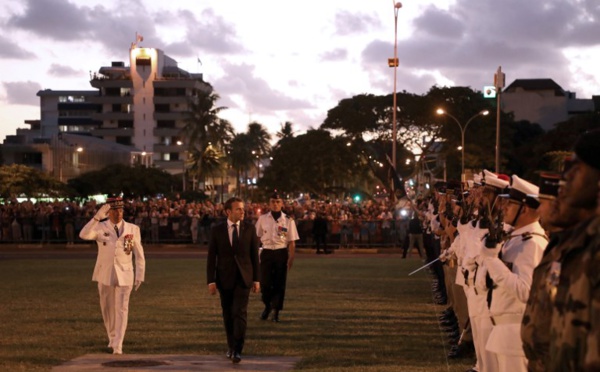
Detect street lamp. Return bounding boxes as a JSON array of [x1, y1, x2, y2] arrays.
[[177, 141, 186, 191], [389, 1, 403, 178], [436, 108, 489, 182]]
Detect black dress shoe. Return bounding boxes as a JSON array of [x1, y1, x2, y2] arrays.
[[226, 350, 233, 359], [272, 310, 280, 322], [440, 319, 457, 327], [232, 352, 241, 363], [447, 342, 475, 359], [260, 307, 271, 320]]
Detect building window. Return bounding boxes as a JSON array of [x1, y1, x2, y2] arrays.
[[136, 57, 151, 66], [21, 152, 43, 165], [118, 120, 133, 128], [116, 136, 132, 146], [157, 120, 175, 128], [155, 104, 169, 112]]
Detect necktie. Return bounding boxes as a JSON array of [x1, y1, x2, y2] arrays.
[[114, 225, 120, 238], [232, 223, 239, 250]]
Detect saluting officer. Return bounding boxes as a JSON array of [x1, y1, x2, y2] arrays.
[[79, 197, 145, 355]]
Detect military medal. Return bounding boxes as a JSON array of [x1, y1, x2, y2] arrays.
[[123, 234, 134, 255]]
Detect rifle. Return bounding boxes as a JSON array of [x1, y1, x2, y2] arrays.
[[485, 207, 505, 249]]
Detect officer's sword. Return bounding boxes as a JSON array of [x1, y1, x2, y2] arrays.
[[408, 257, 440, 276]]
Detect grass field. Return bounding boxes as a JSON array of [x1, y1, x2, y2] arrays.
[[0, 255, 473, 371]]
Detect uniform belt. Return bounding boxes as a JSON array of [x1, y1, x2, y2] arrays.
[[490, 314, 523, 326], [261, 246, 287, 250]]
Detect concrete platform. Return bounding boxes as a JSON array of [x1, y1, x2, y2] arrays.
[[51, 354, 301, 372]]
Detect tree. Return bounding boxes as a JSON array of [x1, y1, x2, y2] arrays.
[[182, 90, 234, 180], [228, 133, 253, 197], [276, 121, 295, 141], [260, 129, 372, 196], [0, 164, 68, 198], [67, 164, 177, 197]]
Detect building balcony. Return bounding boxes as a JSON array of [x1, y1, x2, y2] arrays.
[[91, 112, 134, 121], [90, 79, 133, 89], [153, 111, 187, 121], [153, 96, 189, 105], [90, 127, 134, 137], [153, 127, 182, 137], [88, 95, 134, 105], [153, 79, 210, 91], [153, 160, 185, 175], [153, 144, 186, 153]]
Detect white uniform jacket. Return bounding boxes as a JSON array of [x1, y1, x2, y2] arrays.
[[255, 212, 299, 248], [80, 219, 146, 287], [483, 221, 547, 356]]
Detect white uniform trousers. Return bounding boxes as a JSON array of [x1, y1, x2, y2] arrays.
[[486, 322, 528, 372], [465, 285, 498, 372], [98, 283, 133, 351]]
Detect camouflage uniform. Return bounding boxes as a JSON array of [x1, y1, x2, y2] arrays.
[[521, 228, 574, 371], [548, 216, 600, 371]]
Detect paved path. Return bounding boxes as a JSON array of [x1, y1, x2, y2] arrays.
[[52, 354, 301, 372]]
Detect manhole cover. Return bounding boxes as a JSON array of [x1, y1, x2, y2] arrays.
[[102, 360, 170, 367]]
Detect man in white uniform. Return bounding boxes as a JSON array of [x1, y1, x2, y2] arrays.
[[478, 176, 548, 371], [255, 191, 299, 322], [79, 197, 146, 355]]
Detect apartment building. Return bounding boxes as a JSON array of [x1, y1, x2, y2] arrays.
[[2, 44, 212, 182]]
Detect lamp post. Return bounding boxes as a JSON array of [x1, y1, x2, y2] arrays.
[[436, 108, 489, 182], [177, 141, 186, 192], [389, 1, 402, 174]]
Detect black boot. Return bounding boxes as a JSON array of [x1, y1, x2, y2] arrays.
[[260, 306, 271, 320], [272, 310, 280, 322]]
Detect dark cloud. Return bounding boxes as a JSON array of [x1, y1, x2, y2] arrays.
[[212, 62, 314, 112], [5, 0, 243, 59], [7, 0, 93, 41], [48, 64, 84, 77], [320, 48, 348, 62], [334, 10, 382, 36], [360, 0, 597, 97], [2, 81, 41, 105], [413, 6, 463, 39], [0, 36, 36, 59]]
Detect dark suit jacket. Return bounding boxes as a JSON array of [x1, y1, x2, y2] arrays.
[[206, 219, 260, 290]]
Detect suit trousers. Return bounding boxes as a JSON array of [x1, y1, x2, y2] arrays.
[[260, 248, 289, 311], [98, 283, 133, 350], [218, 272, 251, 353]]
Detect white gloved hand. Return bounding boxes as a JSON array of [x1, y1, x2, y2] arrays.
[[134, 280, 142, 291], [94, 204, 111, 221], [481, 240, 502, 259], [439, 250, 450, 262]]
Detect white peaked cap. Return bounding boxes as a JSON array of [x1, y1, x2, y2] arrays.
[[510, 175, 539, 198], [484, 172, 509, 190]]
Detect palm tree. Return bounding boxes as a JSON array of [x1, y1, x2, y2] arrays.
[[228, 133, 253, 197], [276, 121, 295, 140], [247, 122, 272, 155], [188, 144, 224, 196], [181, 90, 233, 151], [182, 89, 234, 182]]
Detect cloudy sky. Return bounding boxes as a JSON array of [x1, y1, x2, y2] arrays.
[[0, 0, 598, 142]]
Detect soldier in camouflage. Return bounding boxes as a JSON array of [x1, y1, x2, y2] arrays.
[[521, 171, 596, 371], [547, 129, 600, 371]]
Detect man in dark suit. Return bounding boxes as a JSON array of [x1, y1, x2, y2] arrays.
[[207, 197, 260, 364]]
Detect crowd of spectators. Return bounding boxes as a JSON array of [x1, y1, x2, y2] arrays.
[[0, 195, 420, 248]]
